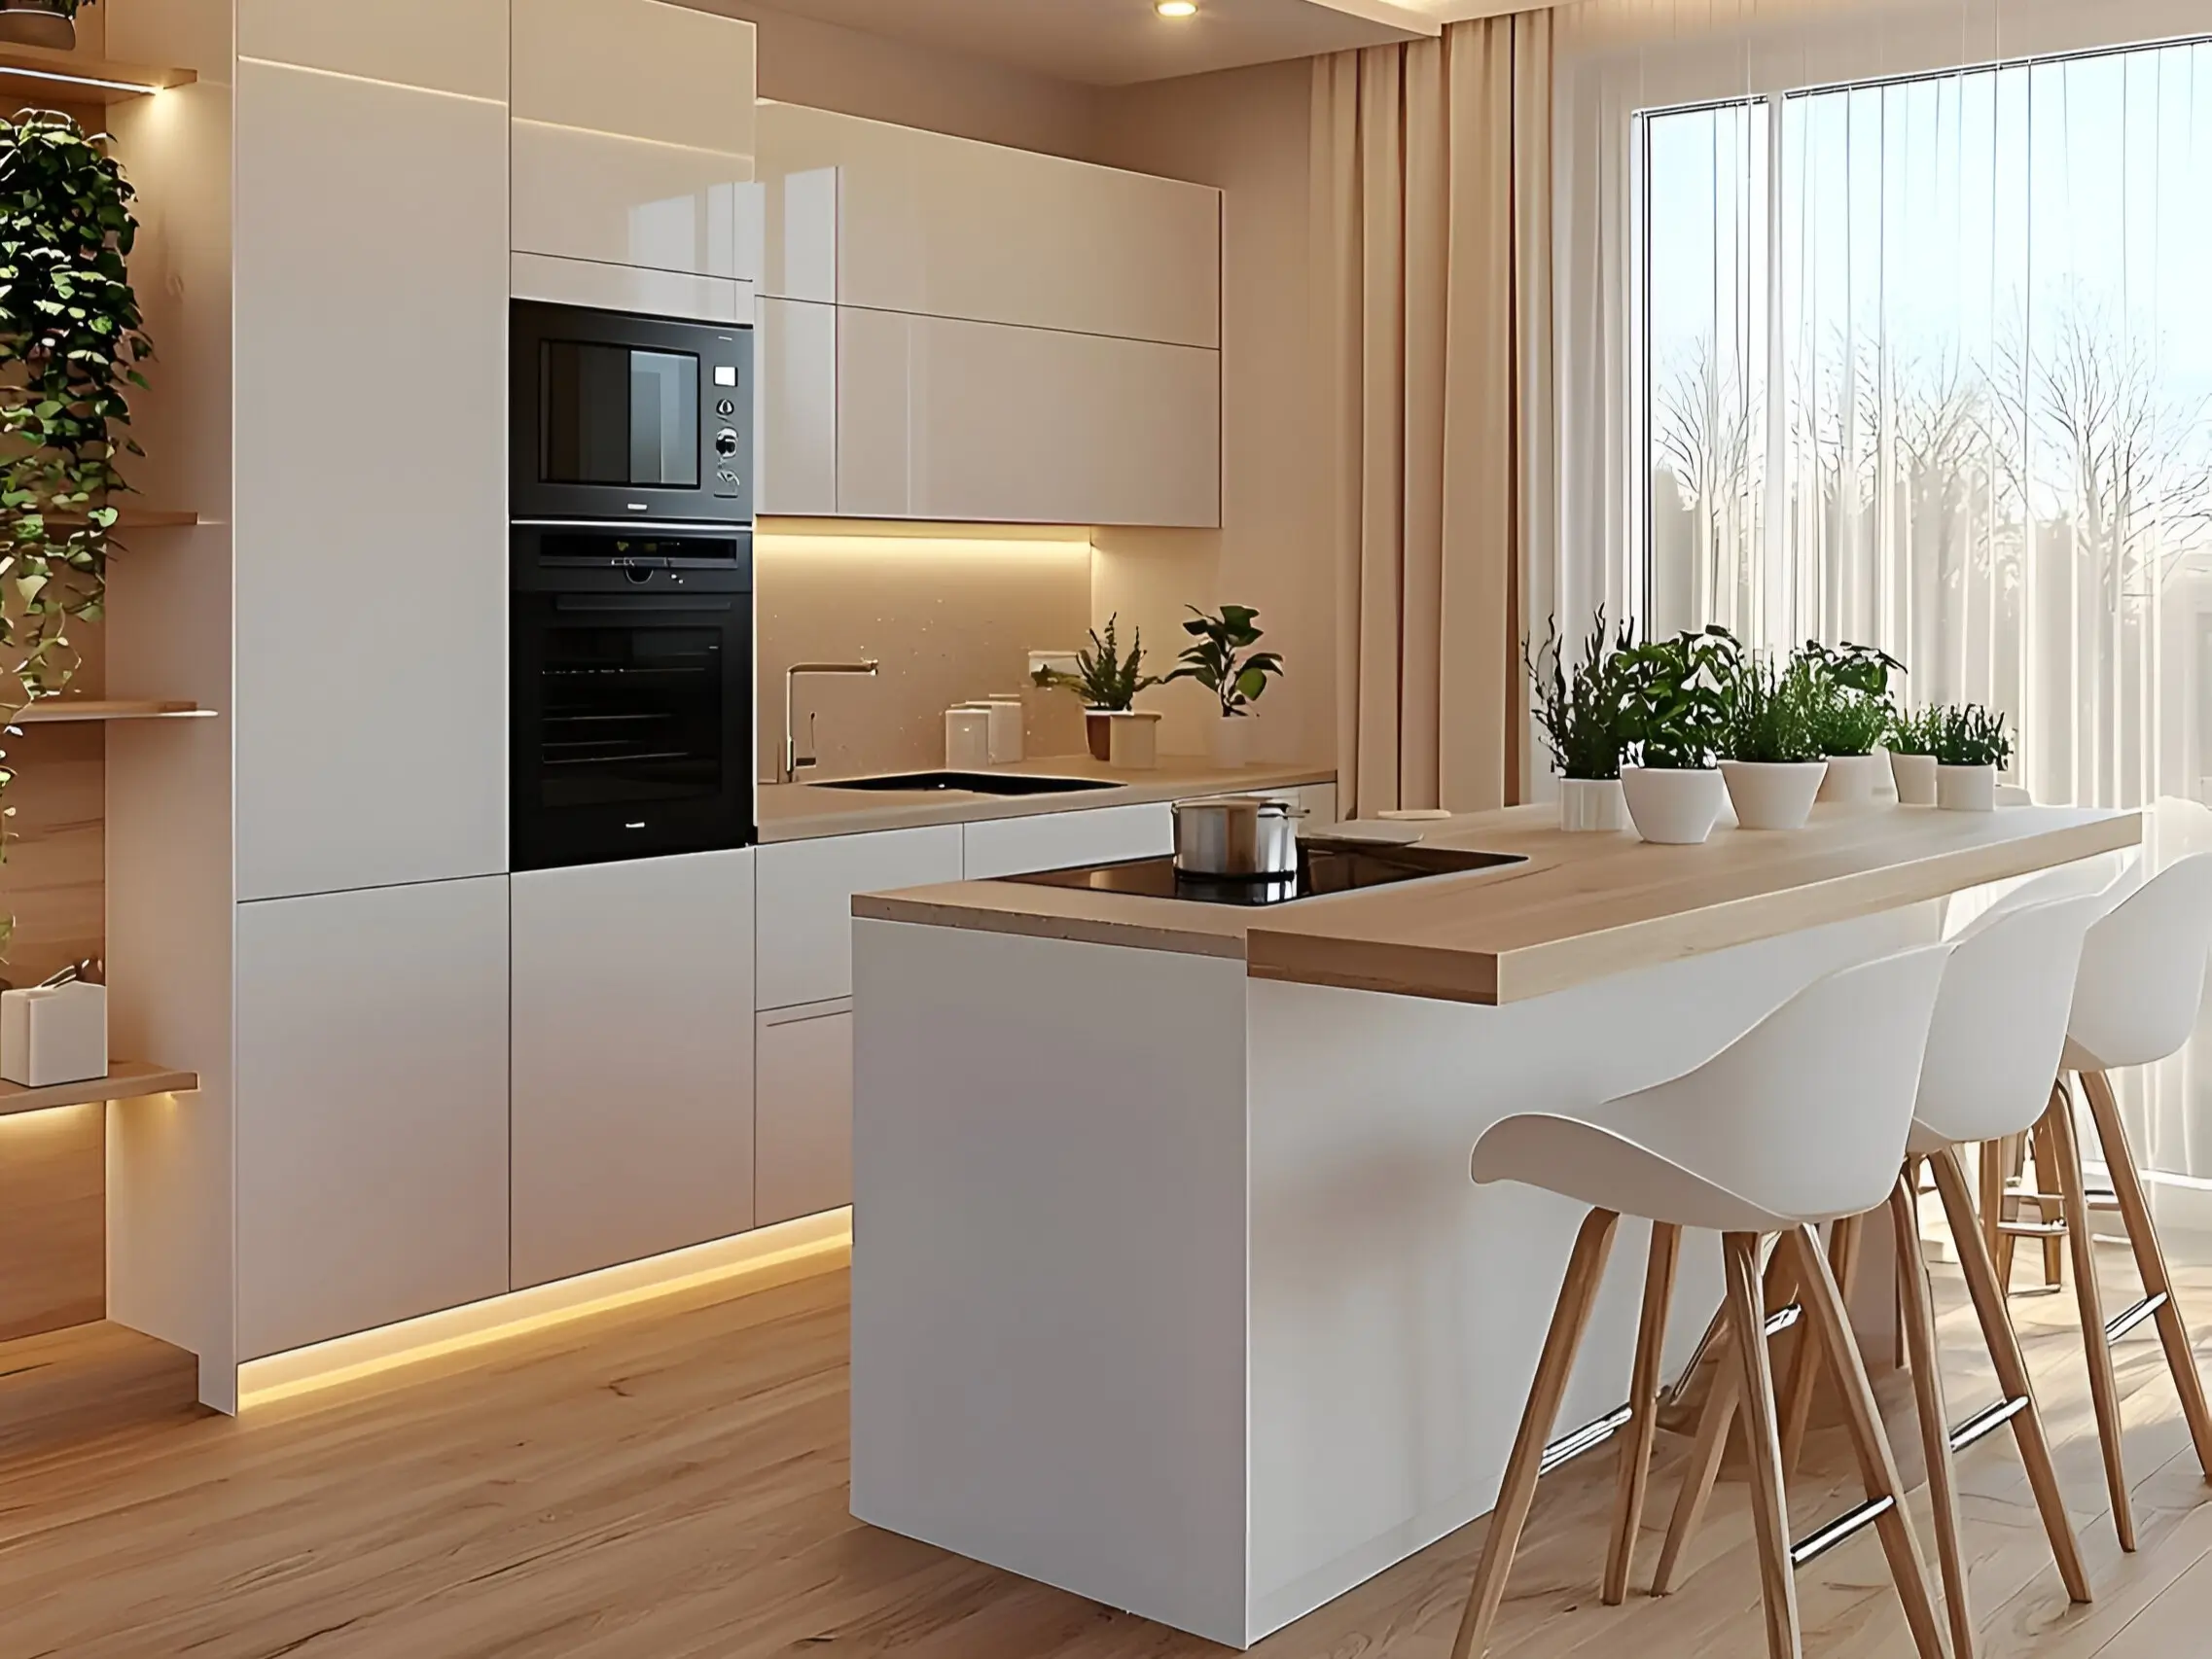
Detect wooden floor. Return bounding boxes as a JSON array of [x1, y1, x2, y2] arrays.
[[7, 1232, 2212, 1657]]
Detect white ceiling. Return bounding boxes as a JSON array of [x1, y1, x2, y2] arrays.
[[749, 0, 1445, 88]]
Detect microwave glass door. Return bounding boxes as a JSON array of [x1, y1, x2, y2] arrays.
[[540, 341, 701, 491]]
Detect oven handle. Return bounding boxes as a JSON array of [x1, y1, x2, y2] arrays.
[[551, 595, 736, 614]]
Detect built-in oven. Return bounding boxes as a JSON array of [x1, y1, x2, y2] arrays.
[[511, 524, 755, 872], [512, 300, 753, 526]]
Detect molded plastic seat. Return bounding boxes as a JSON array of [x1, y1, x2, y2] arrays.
[[2066, 852, 2212, 1073]]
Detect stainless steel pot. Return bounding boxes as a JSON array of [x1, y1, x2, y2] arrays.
[[1172, 794, 1299, 879]]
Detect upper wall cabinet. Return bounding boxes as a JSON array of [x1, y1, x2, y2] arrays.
[[513, 0, 759, 283], [234, 57, 509, 901], [757, 102, 1220, 349], [239, 0, 506, 95]]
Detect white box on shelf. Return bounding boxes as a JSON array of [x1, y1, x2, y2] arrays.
[[1, 981, 109, 1088]]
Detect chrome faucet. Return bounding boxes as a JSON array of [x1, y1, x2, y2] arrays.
[[782, 660, 880, 783]]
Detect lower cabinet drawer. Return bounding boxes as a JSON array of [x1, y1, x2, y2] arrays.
[[756, 1001, 854, 1227], [962, 801, 1175, 880]]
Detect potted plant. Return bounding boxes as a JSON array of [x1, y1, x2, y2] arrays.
[[1716, 646, 1827, 830], [0, 0, 93, 50], [1032, 615, 1159, 765], [0, 112, 152, 957], [1614, 626, 1732, 844], [1798, 640, 1905, 802], [1887, 706, 1942, 805], [1165, 603, 1284, 768], [1932, 703, 2013, 811], [1525, 611, 1632, 832]]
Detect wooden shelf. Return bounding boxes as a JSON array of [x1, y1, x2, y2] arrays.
[[0, 1062, 198, 1120], [0, 45, 196, 106], [9, 699, 210, 725], [40, 507, 201, 531]]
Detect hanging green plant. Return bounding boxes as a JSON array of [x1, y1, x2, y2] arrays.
[[0, 110, 154, 956]]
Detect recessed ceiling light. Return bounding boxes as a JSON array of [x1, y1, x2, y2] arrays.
[[1156, 1, 1198, 17]]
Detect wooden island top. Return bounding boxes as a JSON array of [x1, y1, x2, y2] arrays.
[[854, 800, 2141, 1005]]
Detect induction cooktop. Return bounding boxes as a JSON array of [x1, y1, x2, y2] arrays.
[[1004, 838, 1527, 908]]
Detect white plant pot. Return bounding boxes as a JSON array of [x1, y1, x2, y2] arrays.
[[1557, 776, 1628, 833], [1818, 751, 1886, 803], [1720, 760, 1828, 831], [1890, 752, 1938, 806], [1620, 765, 1726, 845], [1209, 713, 1256, 768], [1108, 710, 1162, 770], [1937, 763, 1997, 811]]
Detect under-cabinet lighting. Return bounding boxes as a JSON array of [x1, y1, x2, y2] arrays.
[[1, 64, 167, 98], [1157, 1, 1198, 16]]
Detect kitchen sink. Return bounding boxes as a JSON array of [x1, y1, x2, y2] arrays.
[[805, 770, 1122, 796]]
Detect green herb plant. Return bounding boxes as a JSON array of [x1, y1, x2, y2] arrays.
[[1164, 604, 1283, 719], [1932, 703, 2014, 769], [1525, 610, 1633, 781], [1719, 649, 1823, 764], [1886, 705, 1943, 758], [1614, 626, 1735, 770], [1032, 614, 1158, 712], [0, 110, 153, 959], [1796, 640, 1905, 758]]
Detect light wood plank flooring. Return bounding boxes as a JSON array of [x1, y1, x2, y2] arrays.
[[6, 1231, 2212, 1657]]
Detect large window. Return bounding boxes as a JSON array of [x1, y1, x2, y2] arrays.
[[1640, 37, 2212, 808]]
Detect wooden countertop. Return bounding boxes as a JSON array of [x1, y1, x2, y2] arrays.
[[758, 758, 1335, 842], [856, 801, 2142, 1005]]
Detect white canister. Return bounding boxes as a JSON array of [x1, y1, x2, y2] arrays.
[[1108, 710, 1162, 769], [945, 706, 992, 770], [0, 979, 108, 1088], [985, 695, 1025, 765]]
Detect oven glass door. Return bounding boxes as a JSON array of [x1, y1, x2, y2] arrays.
[[514, 589, 754, 869]]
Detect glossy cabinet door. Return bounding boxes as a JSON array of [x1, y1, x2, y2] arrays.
[[756, 826, 965, 1010], [838, 309, 1222, 528], [758, 298, 838, 516], [757, 101, 1219, 346], [962, 804, 1178, 882], [512, 0, 758, 280], [511, 852, 757, 1289], [238, 0, 504, 95], [756, 1003, 854, 1226], [235, 58, 508, 900], [235, 879, 511, 1361]]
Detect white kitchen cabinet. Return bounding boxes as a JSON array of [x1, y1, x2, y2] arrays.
[[757, 101, 1219, 347], [963, 803, 1177, 882], [235, 879, 511, 1361], [512, 0, 758, 281], [511, 852, 757, 1288], [838, 309, 1221, 528], [235, 59, 508, 901], [239, 0, 505, 96], [758, 298, 838, 516], [756, 826, 965, 1010], [756, 1002, 854, 1226]]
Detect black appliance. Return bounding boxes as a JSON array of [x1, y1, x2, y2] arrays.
[[511, 524, 755, 871], [512, 300, 753, 526], [1004, 840, 1527, 908]]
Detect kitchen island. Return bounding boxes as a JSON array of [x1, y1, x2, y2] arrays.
[[847, 801, 2139, 1648]]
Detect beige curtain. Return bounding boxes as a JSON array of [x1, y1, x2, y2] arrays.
[[1313, 13, 1553, 818]]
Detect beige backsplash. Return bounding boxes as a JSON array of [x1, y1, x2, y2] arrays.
[[757, 520, 1094, 779]]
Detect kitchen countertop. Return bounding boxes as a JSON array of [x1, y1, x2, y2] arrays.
[[854, 799, 2142, 1005], [757, 757, 1336, 842]]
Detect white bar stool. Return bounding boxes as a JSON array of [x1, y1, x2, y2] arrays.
[[1658, 897, 2105, 1658], [2042, 852, 2212, 1550], [1448, 946, 1953, 1659]]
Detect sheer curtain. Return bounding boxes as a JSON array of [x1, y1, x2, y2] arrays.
[[1549, 0, 2212, 1187]]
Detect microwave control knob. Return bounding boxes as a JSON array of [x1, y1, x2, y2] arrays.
[[715, 428, 740, 458]]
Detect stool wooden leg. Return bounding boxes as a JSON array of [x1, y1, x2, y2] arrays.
[[1789, 1224, 1949, 1659], [1451, 1209, 1622, 1659], [2031, 1113, 2067, 1289], [1781, 1212, 1861, 1473], [1928, 1147, 2093, 1604], [1891, 1170, 1974, 1659], [1605, 1220, 1682, 1605], [2047, 1085, 2135, 1552], [2079, 1069, 2212, 1481], [1980, 1135, 2013, 1288], [1725, 1231, 1802, 1659]]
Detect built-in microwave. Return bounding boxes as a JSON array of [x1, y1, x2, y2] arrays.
[[511, 300, 753, 526]]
